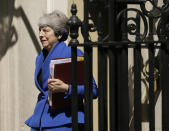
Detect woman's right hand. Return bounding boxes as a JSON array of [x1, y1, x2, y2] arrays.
[[48, 79, 69, 93]]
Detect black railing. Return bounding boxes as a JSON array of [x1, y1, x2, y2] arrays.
[[67, 0, 169, 131]]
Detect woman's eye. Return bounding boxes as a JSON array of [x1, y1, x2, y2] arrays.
[[44, 29, 50, 32], [39, 27, 51, 34]]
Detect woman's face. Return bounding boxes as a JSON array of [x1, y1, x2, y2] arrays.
[[39, 26, 59, 52]]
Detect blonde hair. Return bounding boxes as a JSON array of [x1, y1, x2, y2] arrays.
[[38, 10, 68, 41]]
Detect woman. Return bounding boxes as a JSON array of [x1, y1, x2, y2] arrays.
[[25, 10, 97, 131]]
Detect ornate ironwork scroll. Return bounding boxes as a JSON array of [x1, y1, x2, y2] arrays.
[[67, 0, 169, 131]]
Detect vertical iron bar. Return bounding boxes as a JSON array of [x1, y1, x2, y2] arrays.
[[67, 4, 82, 131], [160, 11, 169, 131], [71, 47, 78, 131], [148, 15, 155, 131], [117, 48, 129, 131], [161, 45, 169, 131], [97, 9, 108, 131], [97, 12, 105, 131], [117, 3, 129, 131], [148, 41, 155, 131], [109, 47, 116, 131], [134, 46, 141, 131], [134, 14, 141, 131], [98, 46, 107, 131], [108, 0, 117, 130], [84, 46, 93, 131], [84, 0, 89, 42], [103, 48, 108, 131], [84, 0, 93, 131]]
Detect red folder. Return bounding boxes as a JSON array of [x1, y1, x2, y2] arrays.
[[48, 57, 84, 109], [54, 62, 84, 84]]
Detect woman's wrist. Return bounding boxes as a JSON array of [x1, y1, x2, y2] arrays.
[[64, 84, 69, 94]]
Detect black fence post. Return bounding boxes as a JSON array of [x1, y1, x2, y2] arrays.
[[134, 14, 141, 131], [83, 0, 93, 131], [108, 0, 117, 130], [116, 3, 129, 131], [161, 45, 169, 131], [148, 15, 155, 131], [67, 4, 82, 131], [97, 11, 108, 131], [98, 46, 108, 131], [160, 7, 169, 131]]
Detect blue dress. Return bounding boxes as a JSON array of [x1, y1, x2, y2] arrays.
[[25, 41, 97, 130]]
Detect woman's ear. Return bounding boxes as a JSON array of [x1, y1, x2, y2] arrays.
[[58, 35, 62, 40]]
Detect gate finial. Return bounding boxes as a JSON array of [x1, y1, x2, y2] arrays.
[[67, 4, 82, 45]]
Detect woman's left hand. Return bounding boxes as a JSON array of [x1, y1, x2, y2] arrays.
[[48, 79, 69, 93]]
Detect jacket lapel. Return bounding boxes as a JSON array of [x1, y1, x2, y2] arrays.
[[34, 52, 45, 93], [35, 42, 66, 93], [42, 41, 66, 65]]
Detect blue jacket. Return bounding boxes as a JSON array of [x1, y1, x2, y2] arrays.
[[25, 41, 97, 128]]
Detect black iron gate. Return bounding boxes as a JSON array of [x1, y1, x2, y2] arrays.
[[67, 0, 169, 131]]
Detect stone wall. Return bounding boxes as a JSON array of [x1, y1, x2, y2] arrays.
[[0, 0, 68, 130]]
